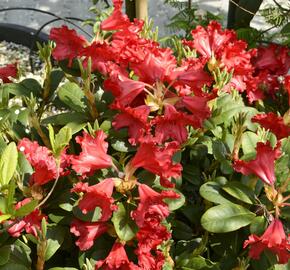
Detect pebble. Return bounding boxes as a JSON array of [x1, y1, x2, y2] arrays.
[[0, 40, 44, 82]]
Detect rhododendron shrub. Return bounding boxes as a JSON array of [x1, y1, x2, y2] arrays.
[[0, 1, 289, 269]]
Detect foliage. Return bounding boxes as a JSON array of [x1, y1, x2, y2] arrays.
[[0, 1, 289, 270]]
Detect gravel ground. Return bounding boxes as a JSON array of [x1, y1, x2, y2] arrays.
[[0, 40, 45, 82]]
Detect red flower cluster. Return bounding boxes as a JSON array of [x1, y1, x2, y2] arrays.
[[244, 219, 290, 264], [131, 184, 179, 269], [70, 178, 117, 250], [18, 138, 70, 186]]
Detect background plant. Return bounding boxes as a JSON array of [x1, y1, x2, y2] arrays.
[[0, 0, 289, 270]]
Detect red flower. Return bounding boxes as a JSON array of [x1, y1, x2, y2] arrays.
[[112, 104, 150, 145], [252, 113, 290, 140], [100, 0, 131, 31], [131, 184, 179, 227], [71, 130, 112, 177], [181, 95, 211, 129], [130, 48, 176, 84], [70, 219, 108, 251], [189, 21, 235, 59], [104, 71, 145, 107], [254, 45, 280, 72], [221, 40, 254, 75], [136, 222, 171, 252], [174, 64, 213, 94], [95, 242, 139, 270], [152, 104, 195, 144], [233, 142, 281, 185], [50, 25, 87, 66], [71, 178, 117, 221], [0, 63, 17, 83], [131, 141, 182, 186], [80, 41, 115, 75], [244, 219, 290, 264], [18, 138, 70, 186], [254, 45, 290, 75], [7, 198, 46, 237]]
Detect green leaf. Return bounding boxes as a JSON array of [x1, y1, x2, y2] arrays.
[[42, 112, 89, 126], [250, 216, 267, 235], [176, 255, 219, 269], [48, 124, 56, 153], [4, 79, 42, 97], [0, 246, 11, 265], [199, 182, 231, 205], [222, 181, 255, 204], [99, 120, 112, 132], [6, 240, 31, 269], [201, 203, 255, 233], [242, 131, 258, 155], [212, 140, 228, 161], [0, 142, 18, 186], [0, 264, 29, 270], [281, 22, 290, 34], [0, 214, 11, 222], [57, 82, 86, 112], [45, 225, 65, 261], [48, 267, 78, 270], [112, 203, 138, 242], [6, 179, 16, 214], [14, 200, 38, 217], [50, 69, 64, 93], [54, 126, 72, 155]]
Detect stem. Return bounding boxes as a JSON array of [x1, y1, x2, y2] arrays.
[[36, 159, 60, 209], [30, 114, 51, 149], [36, 236, 46, 270], [37, 58, 52, 119]]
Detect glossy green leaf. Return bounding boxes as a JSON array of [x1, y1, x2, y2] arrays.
[[14, 200, 38, 217], [45, 226, 65, 261], [48, 267, 78, 270], [222, 181, 255, 204], [0, 142, 18, 186], [201, 203, 255, 233], [112, 203, 137, 242], [54, 126, 72, 156], [200, 182, 231, 205], [57, 82, 86, 112], [242, 131, 259, 155], [4, 79, 42, 97], [250, 216, 267, 235], [177, 255, 220, 269], [212, 140, 228, 161], [0, 246, 10, 265]]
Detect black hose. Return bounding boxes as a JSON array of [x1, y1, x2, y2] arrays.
[[0, 7, 92, 37]]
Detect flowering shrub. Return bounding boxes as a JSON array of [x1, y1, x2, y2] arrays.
[[0, 1, 289, 269]]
